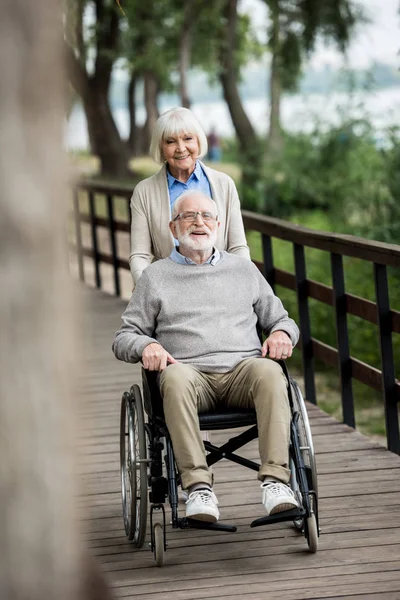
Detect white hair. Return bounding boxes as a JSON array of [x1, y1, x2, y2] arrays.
[[150, 107, 208, 164], [171, 190, 218, 220]]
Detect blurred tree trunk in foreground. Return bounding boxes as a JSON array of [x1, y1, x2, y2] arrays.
[[0, 1, 113, 599]]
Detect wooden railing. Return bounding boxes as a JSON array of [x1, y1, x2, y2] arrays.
[[71, 181, 400, 454]]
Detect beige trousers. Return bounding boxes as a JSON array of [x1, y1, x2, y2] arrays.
[[160, 358, 291, 490]]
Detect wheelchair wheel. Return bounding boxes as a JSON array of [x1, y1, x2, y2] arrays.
[[290, 379, 318, 499], [153, 522, 165, 567], [120, 385, 148, 547], [290, 379, 319, 544]]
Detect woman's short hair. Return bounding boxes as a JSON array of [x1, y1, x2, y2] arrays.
[[150, 107, 208, 164]]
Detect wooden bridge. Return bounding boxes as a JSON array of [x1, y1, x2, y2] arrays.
[[78, 288, 400, 600], [73, 182, 400, 599]]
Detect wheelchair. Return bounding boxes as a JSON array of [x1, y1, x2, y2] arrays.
[[120, 361, 319, 567]]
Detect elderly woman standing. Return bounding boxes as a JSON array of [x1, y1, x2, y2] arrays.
[[129, 107, 250, 286]]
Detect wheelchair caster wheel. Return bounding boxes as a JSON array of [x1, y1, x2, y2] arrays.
[[153, 522, 165, 567], [306, 514, 318, 553]]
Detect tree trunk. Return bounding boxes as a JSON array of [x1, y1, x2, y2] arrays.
[[267, 7, 284, 158], [65, 0, 130, 178], [0, 1, 113, 599], [179, 0, 194, 108], [219, 0, 258, 158], [83, 81, 131, 178], [219, 0, 262, 209], [141, 71, 160, 153], [219, 71, 258, 158], [127, 72, 140, 156]]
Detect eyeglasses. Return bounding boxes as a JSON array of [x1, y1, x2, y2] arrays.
[[173, 211, 218, 222]]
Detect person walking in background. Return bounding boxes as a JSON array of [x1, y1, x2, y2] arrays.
[[207, 127, 221, 162], [128, 107, 249, 287]]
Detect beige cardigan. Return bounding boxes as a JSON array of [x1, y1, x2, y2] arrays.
[[129, 161, 250, 285]]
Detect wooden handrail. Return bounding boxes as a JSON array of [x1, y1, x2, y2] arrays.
[[70, 181, 400, 454], [242, 211, 400, 267]]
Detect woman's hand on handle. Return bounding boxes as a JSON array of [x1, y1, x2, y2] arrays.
[[142, 343, 177, 371]]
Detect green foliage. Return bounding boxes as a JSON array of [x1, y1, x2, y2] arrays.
[[257, 117, 399, 235], [120, 0, 178, 90], [242, 114, 400, 422], [118, 0, 263, 96], [246, 207, 400, 436], [263, 0, 362, 92]]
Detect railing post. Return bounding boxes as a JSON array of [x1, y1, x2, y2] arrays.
[[73, 188, 84, 282], [374, 263, 400, 454], [262, 234, 275, 292], [294, 243, 316, 404], [331, 253, 355, 428], [88, 191, 101, 289], [106, 194, 121, 296]]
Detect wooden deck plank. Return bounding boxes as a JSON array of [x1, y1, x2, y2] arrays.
[[111, 575, 400, 600], [111, 564, 400, 599], [79, 287, 400, 599]]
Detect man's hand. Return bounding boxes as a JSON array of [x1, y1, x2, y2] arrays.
[[142, 343, 177, 371], [262, 330, 293, 360]]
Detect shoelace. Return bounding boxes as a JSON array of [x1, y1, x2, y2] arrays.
[[262, 482, 294, 498], [186, 490, 218, 505]]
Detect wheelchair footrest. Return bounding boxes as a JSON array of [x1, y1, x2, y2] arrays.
[[250, 508, 306, 528], [179, 518, 237, 533]]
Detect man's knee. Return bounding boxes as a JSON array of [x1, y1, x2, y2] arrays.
[[160, 363, 199, 397], [249, 358, 287, 391]]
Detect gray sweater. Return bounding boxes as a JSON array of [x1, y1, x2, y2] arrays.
[[113, 252, 299, 373]]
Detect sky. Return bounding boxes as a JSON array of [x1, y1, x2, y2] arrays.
[[241, 0, 400, 69]]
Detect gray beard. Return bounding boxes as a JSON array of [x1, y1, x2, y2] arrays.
[[177, 228, 217, 253]]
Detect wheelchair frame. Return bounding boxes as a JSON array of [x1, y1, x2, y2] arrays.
[[120, 361, 319, 566]]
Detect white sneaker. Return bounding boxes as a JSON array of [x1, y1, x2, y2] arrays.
[[261, 481, 300, 516], [185, 489, 220, 522]]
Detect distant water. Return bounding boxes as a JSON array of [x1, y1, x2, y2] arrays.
[[66, 87, 400, 151]]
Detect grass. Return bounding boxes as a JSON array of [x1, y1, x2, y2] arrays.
[[245, 221, 389, 445], [69, 153, 241, 185]]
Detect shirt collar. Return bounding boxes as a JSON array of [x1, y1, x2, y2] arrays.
[[166, 160, 202, 188], [170, 246, 221, 266]]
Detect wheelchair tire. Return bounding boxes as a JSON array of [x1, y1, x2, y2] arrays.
[[153, 522, 165, 567], [305, 514, 318, 553], [120, 385, 148, 548], [290, 379, 318, 501]]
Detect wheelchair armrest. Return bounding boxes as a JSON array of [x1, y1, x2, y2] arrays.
[[142, 368, 164, 420]]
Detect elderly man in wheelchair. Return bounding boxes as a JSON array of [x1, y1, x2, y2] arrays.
[[113, 190, 318, 564]]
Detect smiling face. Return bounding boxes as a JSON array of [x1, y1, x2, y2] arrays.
[[161, 132, 199, 179], [170, 193, 220, 255]]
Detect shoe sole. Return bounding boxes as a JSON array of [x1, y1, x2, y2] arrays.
[[269, 502, 298, 515], [186, 512, 219, 523]]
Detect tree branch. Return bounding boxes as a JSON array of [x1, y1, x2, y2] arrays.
[[64, 41, 89, 99], [94, 0, 120, 88]]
